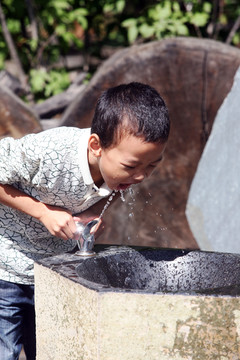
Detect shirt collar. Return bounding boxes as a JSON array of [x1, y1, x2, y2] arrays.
[[78, 128, 93, 185]]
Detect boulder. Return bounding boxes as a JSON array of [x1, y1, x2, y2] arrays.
[[186, 66, 240, 253], [61, 37, 240, 249], [0, 70, 26, 96], [0, 86, 42, 139]]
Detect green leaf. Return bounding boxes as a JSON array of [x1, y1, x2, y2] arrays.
[[219, 14, 228, 25], [116, 0, 125, 13], [122, 18, 137, 28], [233, 32, 240, 46], [172, 2, 181, 12], [203, 2, 212, 13], [139, 23, 155, 38], [128, 25, 138, 43], [190, 12, 209, 27], [174, 23, 189, 36], [103, 3, 114, 13], [103, 0, 125, 14], [0, 53, 5, 69], [44, 70, 70, 97], [76, 16, 88, 30], [122, 18, 139, 43], [29, 39, 38, 52], [72, 37, 84, 49], [69, 8, 88, 18], [30, 69, 50, 93], [6, 19, 21, 33], [158, 2, 172, 20], [55, 24, 67, 35], [47, 0, 70, 11]]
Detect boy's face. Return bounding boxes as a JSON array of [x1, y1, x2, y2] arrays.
[[89, 133, 166, 191]]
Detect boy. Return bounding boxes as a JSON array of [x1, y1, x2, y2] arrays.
[[0, 82, 170, 359]]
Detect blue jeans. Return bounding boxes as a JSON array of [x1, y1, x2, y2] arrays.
[[0, 279, 36, 360]]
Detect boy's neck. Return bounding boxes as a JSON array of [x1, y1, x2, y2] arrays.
[[88, 149, 104, 187], [94, 178, 104, 188]]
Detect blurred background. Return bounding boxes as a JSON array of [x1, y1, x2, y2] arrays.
[[0, 0, 239, 104]]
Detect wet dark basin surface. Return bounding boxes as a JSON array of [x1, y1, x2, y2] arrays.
[[76, 247, 240, 295]]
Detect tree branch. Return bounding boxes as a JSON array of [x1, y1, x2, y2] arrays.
[[0, 0, 29, 90], [226, 14, 240, 45], [25, 0, 38, 41]]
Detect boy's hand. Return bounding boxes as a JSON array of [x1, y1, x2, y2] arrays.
[[39, 204, 103, 241], [38, 204, 78, 241]]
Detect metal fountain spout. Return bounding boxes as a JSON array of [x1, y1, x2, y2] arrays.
[[75, 219, 99, 257]]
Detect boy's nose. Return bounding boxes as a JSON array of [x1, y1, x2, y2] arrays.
[[133, 172, 145, 182]]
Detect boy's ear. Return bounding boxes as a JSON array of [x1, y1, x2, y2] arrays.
[[88, 134, 102, 157]]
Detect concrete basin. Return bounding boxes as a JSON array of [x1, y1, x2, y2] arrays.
[[34, 246, 240, 360], [76, 247, 240, 295]]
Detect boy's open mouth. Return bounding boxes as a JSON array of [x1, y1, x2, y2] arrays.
[[117, 183, 131, 191]]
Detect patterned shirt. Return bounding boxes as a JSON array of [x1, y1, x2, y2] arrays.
[[0, 127, 112, 284]]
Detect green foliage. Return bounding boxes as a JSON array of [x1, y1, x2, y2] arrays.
[[6, 19, 21, 34], [103, 0, 125, 14], [30, 68, 70, 100], [0, 0, 88, 67], [0, 0, 240, 102], [122, 1, 212, 43]]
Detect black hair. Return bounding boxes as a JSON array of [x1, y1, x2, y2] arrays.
[[91, 82, 170, 148]]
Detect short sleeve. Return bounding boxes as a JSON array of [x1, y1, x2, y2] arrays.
[[0, 135, 42, 185]]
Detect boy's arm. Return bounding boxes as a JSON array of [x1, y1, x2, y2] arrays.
[[0, 184, 119, 241], [0, 183, 77, 240]]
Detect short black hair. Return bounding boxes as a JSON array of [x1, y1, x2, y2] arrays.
[[91, 82, 170, 148]]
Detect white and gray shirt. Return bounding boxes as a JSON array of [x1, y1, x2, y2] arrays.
[[0, 127, 111, 284]]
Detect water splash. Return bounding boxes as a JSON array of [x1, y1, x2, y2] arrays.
[[129, 187, 134, 199], [127, 187, 136, 219], [99, 187, 134, 221], [119, 190, 126, 202]]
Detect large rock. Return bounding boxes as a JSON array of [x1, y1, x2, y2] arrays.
[[186, 66, 240, 254], [62, 37, 240, 249], [0, 70, 25, 96], [0, 86, 42, 139]]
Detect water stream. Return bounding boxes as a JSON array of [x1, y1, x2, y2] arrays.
[[99, 190, 117, 220], [75, 189, 129, 240]]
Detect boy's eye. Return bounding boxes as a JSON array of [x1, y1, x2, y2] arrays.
[[150, 157, 163, 168], [122, 164, 135, 169]]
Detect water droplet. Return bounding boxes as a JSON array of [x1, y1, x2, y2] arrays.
[[120, 190, 126, 202], [129, 187, 134, 197]]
